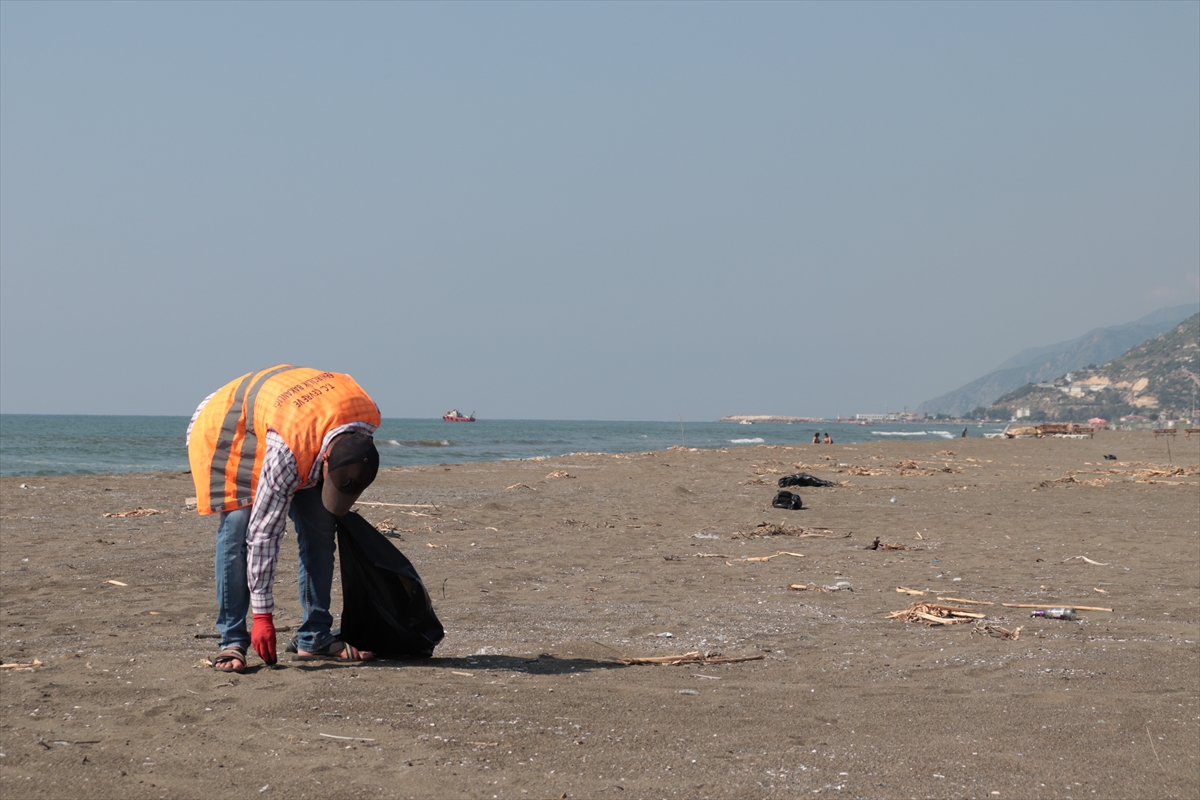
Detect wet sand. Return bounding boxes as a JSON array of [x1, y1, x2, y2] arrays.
[[1, 432, 1197, 799]]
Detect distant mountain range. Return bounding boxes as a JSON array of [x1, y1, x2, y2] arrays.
[[988, 312, 1199, 422], [917, 304, 1199, 417]]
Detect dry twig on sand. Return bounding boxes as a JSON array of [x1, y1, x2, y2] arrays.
[[103, 508, 167, 518], [896, 586, 926, 596], [616, 652, 765, 666]]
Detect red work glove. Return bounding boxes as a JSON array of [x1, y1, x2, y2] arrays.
[[251, 613, 277, 666]]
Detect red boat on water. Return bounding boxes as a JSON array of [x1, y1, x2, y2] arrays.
[[442, 409, 475, 422]]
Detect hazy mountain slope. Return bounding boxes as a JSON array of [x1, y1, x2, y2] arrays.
[[988, 313, 1200, 422], [917, 304, 1199, 417]]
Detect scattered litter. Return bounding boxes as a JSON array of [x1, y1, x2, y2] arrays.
[[771, 490, 803, 510], [657, 632, 674, 638], [777, 473, 835, 488], [1030, 607, 1078, 620], [105, 580, 128, 587], [1063, 556, 1109, 566], [617, 652, 765, 666], [789, 584, 832, 593], [103, 508, 167, 518], [504, 483, 536, 491], [450, 670, 474, 677], [973, 624, 1022, 640], [675, 689, 700, 695], [19, 484, 45, 489], [734, 523, 849, 540], [867, 537, 921, 551], [691, 532, 723, 540], [545, 471, 575, 479], [887, 602, 986, 625], [1001, 603, 1112, 612], [1093, 587, 1109, 594]]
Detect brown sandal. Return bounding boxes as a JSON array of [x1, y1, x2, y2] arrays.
[[214, 645, 247, 673], [291, 640, 374, 662]]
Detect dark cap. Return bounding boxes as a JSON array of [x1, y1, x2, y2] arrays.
[[321, 432, 379, 516]]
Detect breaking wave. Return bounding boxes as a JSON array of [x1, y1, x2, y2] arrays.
[[871, 430, 956, 439], [729, 437, 766, 444]]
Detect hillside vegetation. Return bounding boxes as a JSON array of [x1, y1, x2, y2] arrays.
[[988, 313, 1199, 423]]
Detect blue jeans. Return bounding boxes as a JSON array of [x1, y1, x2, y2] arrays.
[[213, 486, 339, 653]]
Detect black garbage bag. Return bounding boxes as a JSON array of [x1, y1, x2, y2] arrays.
[[778, 473, 834, 488], [335, 511, 445, 658], [772, 490, 804, 510]]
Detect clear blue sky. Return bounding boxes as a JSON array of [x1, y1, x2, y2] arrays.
[[2, 1, 1197, 419]]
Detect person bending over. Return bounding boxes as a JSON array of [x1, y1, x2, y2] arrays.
[[187, 365, 381, 672]]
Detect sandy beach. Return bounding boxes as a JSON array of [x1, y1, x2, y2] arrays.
[[1, 432, 1197, 799]]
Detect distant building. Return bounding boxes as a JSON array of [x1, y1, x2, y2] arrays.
[[1015, 407, 1031, 419]]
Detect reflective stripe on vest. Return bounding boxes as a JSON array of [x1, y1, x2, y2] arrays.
[[188, 365, 381, 515], [207, 365, 296, 514]]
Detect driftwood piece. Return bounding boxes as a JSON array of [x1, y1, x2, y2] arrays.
[[103, 508, 167, 518], [888, 602, 987, 625], [0, 659, 44, 670], [973, 624, 1022, 640], [1063, 556, 1110, 566], [896, 586, 926, 596], [616, 651, 765, 666]]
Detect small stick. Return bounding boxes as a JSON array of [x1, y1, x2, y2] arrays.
[[318, 733, 376, 742], [936, 596, 995, 606], [106, 580, 128, 587], [896, 587, 926, 596], [1001, 603, 1113, 612], [354, 501, 437, 508]]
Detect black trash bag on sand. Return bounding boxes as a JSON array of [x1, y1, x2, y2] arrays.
[[335, 511, 445, 658], [772, 490, 804, 510], [778, 473, 834, 488]]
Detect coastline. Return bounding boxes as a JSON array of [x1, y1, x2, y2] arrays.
[[2, 433, 1197, 798]]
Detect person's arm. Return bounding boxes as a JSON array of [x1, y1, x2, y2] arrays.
[[246, 432, 300, 616]]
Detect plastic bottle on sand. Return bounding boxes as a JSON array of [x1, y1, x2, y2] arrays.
[[1030, 607, 1078, 620]]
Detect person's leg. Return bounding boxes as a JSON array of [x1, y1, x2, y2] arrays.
[[214, 506, 252, 651], [289, 486, 338, 653]]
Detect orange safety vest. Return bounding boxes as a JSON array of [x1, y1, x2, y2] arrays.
[[188, 365, 381, 515]]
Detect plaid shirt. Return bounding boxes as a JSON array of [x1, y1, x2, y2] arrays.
[[187, 396, 376, 615]]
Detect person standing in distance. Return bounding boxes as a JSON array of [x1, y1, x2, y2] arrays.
[[187, 365, 382, 671]]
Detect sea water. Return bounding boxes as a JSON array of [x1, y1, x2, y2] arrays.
[[0, 415, 1006, 477]]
